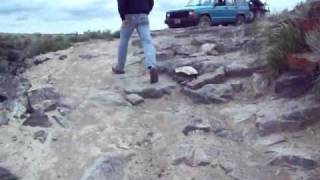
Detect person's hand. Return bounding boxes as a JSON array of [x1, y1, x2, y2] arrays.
[[122, 19, 129, 27]]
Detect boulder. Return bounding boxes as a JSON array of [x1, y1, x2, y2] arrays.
[[28, 86, 61, 112], [275, 71, 313, 98], [0, 167, 18, 180], [125, 94, 144, 106], [23, 110, 52, 128], [80, 152, 134, 180], [186, 67, 226, 89], [182, 84, 233, 104]]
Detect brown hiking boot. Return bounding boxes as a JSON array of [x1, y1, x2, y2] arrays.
[[112, 67, 125, 74], [150, 68, 159, 84]]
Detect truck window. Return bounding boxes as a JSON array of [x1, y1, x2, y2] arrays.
[[187, 0, 201, 6], [226, 0, 235, 5], [215, 0, 226, 6], [202, 0, 212, 5]]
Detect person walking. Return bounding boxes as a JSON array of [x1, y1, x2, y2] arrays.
[[113, 0, 159, 84]]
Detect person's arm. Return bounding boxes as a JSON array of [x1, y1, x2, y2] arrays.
[[149, 0, 154, 13], [117, 0, 126, 20]]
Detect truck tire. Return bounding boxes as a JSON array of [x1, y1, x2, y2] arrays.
[[236, 15, 245, 26], [198, 16, 212, 27]]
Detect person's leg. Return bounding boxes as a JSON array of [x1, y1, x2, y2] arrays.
[[136, 16, 157, 69], [115, 20, 135, 72]]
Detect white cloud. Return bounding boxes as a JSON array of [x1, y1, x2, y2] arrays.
[[0, 0, 306, 33]]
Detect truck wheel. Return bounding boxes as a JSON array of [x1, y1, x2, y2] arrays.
[[198, 16, 212, 27], [236, 15, 245, 26]]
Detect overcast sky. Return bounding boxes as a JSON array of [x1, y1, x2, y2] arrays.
[[0, 0, 305, 34]]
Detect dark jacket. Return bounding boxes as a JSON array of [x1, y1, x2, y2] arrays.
[[117, 0, 154, 20]]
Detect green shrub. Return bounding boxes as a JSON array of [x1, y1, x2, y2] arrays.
[[266, 22, 307, 73]]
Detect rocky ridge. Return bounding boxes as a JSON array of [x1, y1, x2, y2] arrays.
[[0, 25, 320, 180]]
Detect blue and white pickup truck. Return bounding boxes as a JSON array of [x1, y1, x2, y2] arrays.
[[165, 0, 268, 28]]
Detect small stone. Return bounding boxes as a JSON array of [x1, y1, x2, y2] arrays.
[[229, 80, 243, 93], [34, 130, 48, 144], [192, 148, 210, 167], [53, 115, 68, 128], [23, 110, 52, 128], [252, 73, 269, 96], [172, 144, 193, 166], [0, 111, 9, 126], [125, 94, 144, 105], [58, 55, 68, 60], [201, 43, 218, 55], [34, 57, 51, 65], [182, 119, 211, 136], [80, 152, 134, 180], [125, 84, 176, 99]]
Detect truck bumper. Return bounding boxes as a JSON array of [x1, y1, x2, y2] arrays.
[[165, 17, 198, 28]]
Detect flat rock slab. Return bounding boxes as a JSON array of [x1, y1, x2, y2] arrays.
[[125, 83, 176, 99], [267, 148, 319, 170], [182, 84, 233, 104], [0, 167, 19, 180], [186, 67, 226, 90], [256, 106, 320, 136], [81, 151, 134, 180], [225, 62, 258, 78], [275, 71, 313, 98], [88, 90, 130, 107], [125, 94, 144, 105]]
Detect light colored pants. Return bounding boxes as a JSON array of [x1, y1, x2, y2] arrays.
[[117, 14, 157, 70]]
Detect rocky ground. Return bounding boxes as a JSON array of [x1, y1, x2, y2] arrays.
[[1, 25, 320, 180]]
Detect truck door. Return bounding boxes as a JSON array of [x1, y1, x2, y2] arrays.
[[225, 0, 237, 22], [211, 0, 227, 24]]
